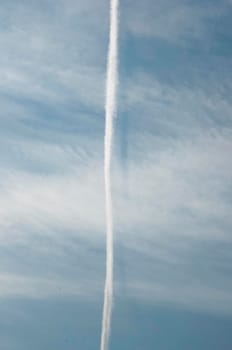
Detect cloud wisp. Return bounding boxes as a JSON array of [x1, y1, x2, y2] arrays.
[[101, 0, 119, 350]]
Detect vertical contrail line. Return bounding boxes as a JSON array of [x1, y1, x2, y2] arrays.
[[101, 0, 119, 350]]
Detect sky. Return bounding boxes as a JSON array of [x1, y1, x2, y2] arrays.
[[0, 0, 232, 349]]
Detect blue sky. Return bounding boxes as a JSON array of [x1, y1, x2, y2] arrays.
[[0, 0, 232, 349]]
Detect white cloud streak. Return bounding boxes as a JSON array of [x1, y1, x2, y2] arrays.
[[101, 0, 119, 349], [0, 129, 231, 315], [0, 0, 231, 319]]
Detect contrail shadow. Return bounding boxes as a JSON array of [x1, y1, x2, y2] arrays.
[[119, 111, 129, 180]]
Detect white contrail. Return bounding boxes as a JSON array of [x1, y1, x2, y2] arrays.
[[101, 0, 119, 350]]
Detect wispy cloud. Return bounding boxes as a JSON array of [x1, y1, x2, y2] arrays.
[[0, 0, 231, 322], [0, 123, 231, 315], [0, 0, 108, 139], [124, 0, 232, 46], [0, 273, 101, 299]]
